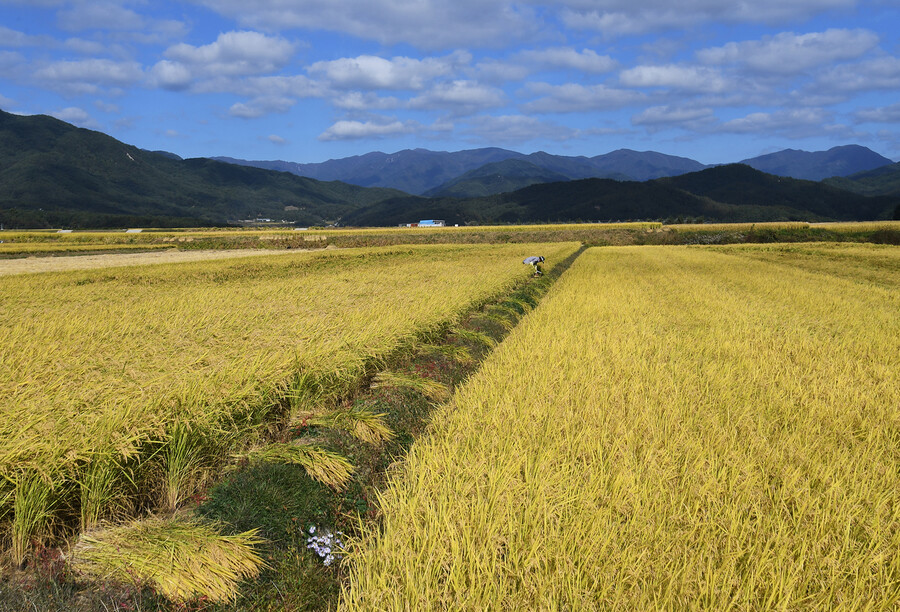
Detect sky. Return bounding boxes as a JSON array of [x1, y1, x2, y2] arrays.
[[1, 0, 899, 165]]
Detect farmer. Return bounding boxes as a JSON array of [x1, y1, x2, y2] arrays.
[[523, 255, 544, 277]]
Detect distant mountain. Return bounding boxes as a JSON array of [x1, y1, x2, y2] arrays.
[[342, 164, 899, 226], [214, 148, 523, 196], [0, 109, 402, 228], [424, 159, 572, 198], [740, 145, 892, 181], [215, 147, 711, 196], [587, 149, 708, 181], [824, 162, 900, 197]]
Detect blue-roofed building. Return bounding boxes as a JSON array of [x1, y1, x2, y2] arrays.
[[417, 219, 445, 227]]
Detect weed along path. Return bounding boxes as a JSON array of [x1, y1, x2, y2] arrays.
[[0, 242, 580, 607], [341, 244, 900, 610]]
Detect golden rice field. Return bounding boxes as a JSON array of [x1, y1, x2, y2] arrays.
[[0, 242, 578, 559], [342, 243, 900, 610]]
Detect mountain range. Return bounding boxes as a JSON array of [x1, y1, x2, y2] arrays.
[[214, 145, 893, 197], [1, 108, 898, 229]]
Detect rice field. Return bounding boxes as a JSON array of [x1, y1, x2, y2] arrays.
[[0, 242, 578, 563], [342, 243, 900, 610]]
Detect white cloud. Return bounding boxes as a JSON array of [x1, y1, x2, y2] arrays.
[[149, 60, 192, 91], [517, 47, 618, 74], [619, 64, 730, 93], [856, 102, 900, 123], [229, 96, 295, 118], [632, 105, 715, 126], [318, 119, 420, 141], [57, 2, 145, 31], [332, 91, 401, 111], [308, 53, 465, 91], [191, 0, 538, 49], [813, 56, 900, 92], [463, 114, 579, 144], [719, 108, 832, 136], [50, 106, 99, 128], [268, 134, 287, 144], [164, 31, 295, 78], [409, 80, 506, 114], [34, 58, 143, 93], [560, 0, 857, 37], [0, 92, 15, 107], [93, 99, 119, 113], [697, 29, 879, 74], [522, 82, 645, 113]]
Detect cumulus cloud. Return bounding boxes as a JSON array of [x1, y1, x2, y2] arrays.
[[149, 60, 192, 91], [856, 102, 900, 123], [50, 106, 99, 128], [560, 0, 857, 37], [619, 64, 730, 93], [719, 108, 832, 136], [57, 2, 145, 31], [164, 31, 295, 78], [318, 118, 420, 141], [191, 0, 538, 49], [813, 56, 900, 93], [631, 105, 715, 126], [409, 80, 506, 114], [522, 82, 645, 113], [308, 53, 465, 91], [332, 91, 402, 111], [229, 96, 295, 118], [517, 47, 618, 74], [462, 114, 579, 144], [35, 58, 143, 93], [697, 29, 879, 74], [268, 134, 287, 144]]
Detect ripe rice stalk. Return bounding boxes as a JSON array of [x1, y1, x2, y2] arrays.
[[10, 472, 55, 568], [421, 343, 474, 365], [306, 406, 395, 444], [235, 443, 354, 490], [78, 456, 128, 531], [370, 371, 450, 403], [161, 422, 208, 513], [70, 516, 266, 604], [450, 327, 497, 350]]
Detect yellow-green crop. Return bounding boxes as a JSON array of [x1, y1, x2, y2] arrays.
[[343, 243, 900, 610], [0, 242, 578, 561]]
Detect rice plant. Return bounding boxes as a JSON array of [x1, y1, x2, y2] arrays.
[[342, 243, 900, 610], [70, 516, 265, 603], [305, 406, 395, 444], [0, 242, 581, 560], [10, 472, 55, 568], [369, 371, 450, 403], [235, 443, 354, 490]]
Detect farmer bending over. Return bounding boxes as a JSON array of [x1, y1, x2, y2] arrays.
[[523, 256, 544, 277]]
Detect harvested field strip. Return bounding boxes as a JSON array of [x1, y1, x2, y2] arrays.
[[343, 244, 900, 610], [0, 242, 579, 549], [0, 248, 296, 276]]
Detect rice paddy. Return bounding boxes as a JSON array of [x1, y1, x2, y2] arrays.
[[0, 242, 578, 567], [342, 243, 900, 610]]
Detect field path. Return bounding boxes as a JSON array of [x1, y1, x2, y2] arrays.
[[0, 248, 306, 276]]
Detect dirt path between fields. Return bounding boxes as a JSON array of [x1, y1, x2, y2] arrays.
[[0, 249, 309, 276]]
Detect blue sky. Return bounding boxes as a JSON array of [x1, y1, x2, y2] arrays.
[[1, 0, 898, 164]]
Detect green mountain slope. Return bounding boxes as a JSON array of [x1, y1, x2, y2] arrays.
[[423, 159, 573, 197], [0, 110, 403, 228], [658, 164, 898, 220], [823, 162, 900, 197]]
